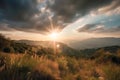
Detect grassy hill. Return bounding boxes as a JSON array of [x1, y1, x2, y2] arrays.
[[0, 34, 120, 80], [17, 40, 79, 56]]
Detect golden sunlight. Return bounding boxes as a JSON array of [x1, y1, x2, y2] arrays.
[[49, 32, 59, 41], [56, 44, 60, 48]]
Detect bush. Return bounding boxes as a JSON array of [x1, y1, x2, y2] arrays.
[[3, 46, 14, 53]]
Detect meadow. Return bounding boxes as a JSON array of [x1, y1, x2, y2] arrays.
[[0, 34, 120, 80]]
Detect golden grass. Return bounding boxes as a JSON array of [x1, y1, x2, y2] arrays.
[[0, 52, 120, 80]]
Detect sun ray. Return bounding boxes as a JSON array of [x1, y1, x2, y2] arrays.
[[49, 32, 59, 41]]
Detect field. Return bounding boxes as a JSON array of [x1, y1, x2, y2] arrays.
[[0, 34, 120, 80]]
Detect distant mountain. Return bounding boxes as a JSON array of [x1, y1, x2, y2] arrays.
[[17, 40, 79, 56], [69, 37, 120, 49], [17, 40, 55, 47], [17, 40, 69, 48]]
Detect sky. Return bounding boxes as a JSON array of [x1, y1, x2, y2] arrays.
[[0, 0, 120, 43]]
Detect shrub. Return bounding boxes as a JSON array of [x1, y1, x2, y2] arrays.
[[3, 46, 14, 53]]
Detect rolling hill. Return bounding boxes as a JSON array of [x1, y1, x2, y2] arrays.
[[17, 40, 79, 56]]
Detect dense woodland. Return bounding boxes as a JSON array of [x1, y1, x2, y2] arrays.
[[0, 34, 120, 80]]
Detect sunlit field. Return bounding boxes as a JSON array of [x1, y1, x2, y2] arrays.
[[0, 34, 120, 80], [1, 51, 120, 80]]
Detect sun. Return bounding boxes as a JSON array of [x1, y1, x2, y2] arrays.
[[49, 32, 59, 41]]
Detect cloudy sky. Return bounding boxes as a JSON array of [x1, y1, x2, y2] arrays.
[[0, 0, 120, 43]]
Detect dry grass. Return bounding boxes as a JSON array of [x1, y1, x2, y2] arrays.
[[0, 52, 120, 80]]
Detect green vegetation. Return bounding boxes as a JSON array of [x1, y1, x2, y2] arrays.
[[0, 34, 120, 80]]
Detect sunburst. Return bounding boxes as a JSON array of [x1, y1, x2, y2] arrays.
[[49, 32, 59, 41]]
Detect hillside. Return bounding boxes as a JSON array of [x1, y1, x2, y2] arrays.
[[80, 46, 120, 57], [1, 34, 120, 80], [0, 34, 79, 57]]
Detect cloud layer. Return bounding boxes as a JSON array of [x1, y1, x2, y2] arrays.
[[0, 0, 120, 33], [77, 24, 120, 34]]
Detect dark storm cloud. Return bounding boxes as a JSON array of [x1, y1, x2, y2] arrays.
[[0, 0, 51, 32], [51, 0, 116, 22], [105, 26, 120, 33], [77, 24, 120, 34], [77, 24, 104, 33], [0, 0, 119, 33], [0, 23, 14, 31], [77, 24, 97, 32], [0, 0, 38, 21], [97, 0, 120, 13]]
